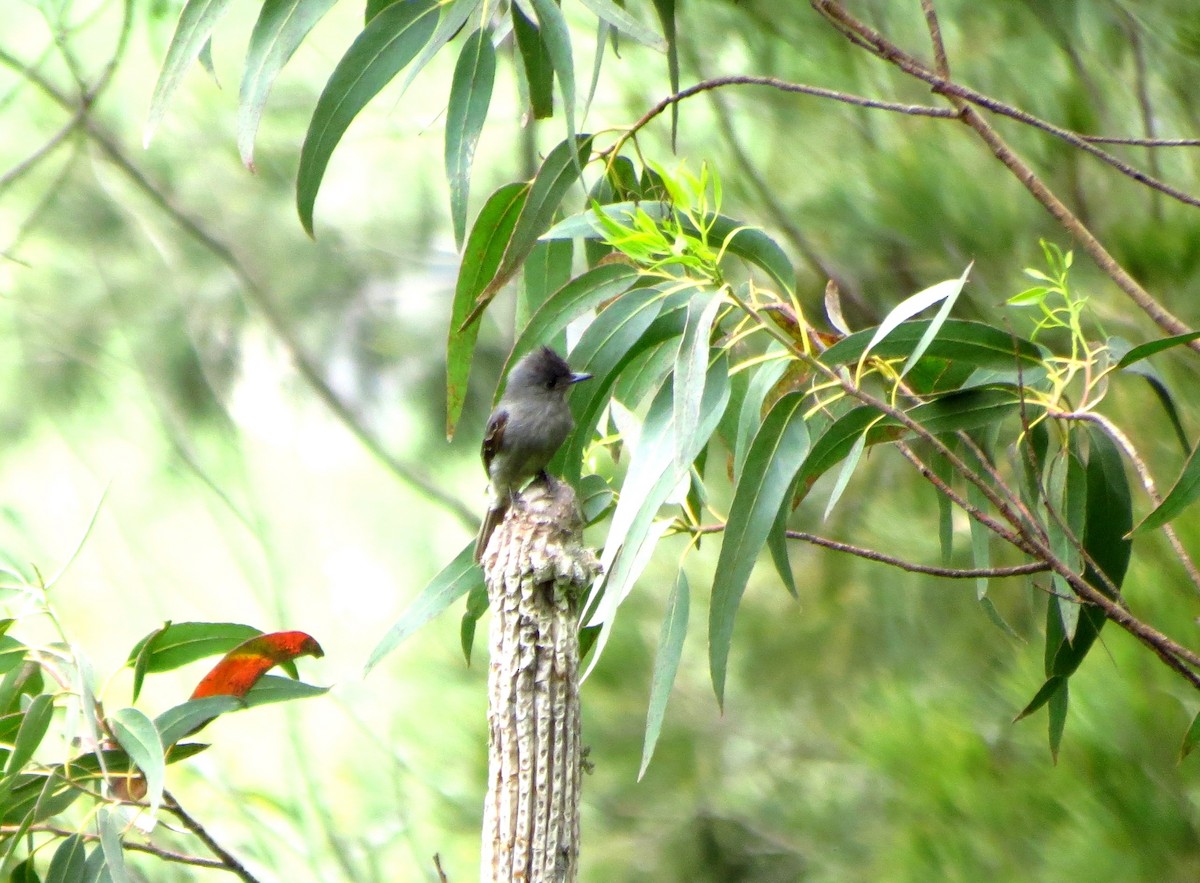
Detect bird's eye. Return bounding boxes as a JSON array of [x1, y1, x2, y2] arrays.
[[545, 379, 556, 390]]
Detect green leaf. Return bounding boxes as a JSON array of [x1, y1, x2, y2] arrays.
[[366, 542, 483, 672], [542, 202, 794, 295], [899, 263, 972, 377], [861, 270, 972, 368], [820, 319, 1041, 372], [466, 135, 596, 327], [445, 28, 496, 249], [649, 0, 678, 147], [1014, 675, 1065, 721], [1045, 426, 1131, 678], [906, 388, 1022, 436], [529, 0, 576, 143], [673, 288, 722, 472], [296, 0, 439, 235], [241, 674, 329, 706], [512, 2, 554, 119], [0, 635, 29, 676], [238, 0, 339, 169], [4, 694, 54, 778], [580, 0, 667, 50], [1120, 362, 1191, 454], [446, 182, 530, 437], [128, 623, 283, 701], [44, 835, 87, 883], [579, 473, 615, 524], [154, 696, 243, 746], [520, 240, 574, 330], [822, 431, 868, 521], [966, 479, 989, 601], [1115, 330, 1200, 368], [1048, 677, 1069, 763], [639, 569, 689, 780], [397, 0, 482, 96], [710, 392, 810, 706], [733, 352, 790, 479], [1134, 439, 1200, 533], [797, 406, 889, 497], [585, 357, 730, 672], [552, 286, 675, 483], [767, 504, 799, 599], [97, 808, 130, 883], [110, 708, 165, 817], [1180, 709, 1200, 762], [145, 0, 237, 146]]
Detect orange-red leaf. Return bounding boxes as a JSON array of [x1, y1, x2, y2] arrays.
[[190, 631, 324, 700]]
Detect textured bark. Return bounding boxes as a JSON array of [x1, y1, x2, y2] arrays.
[[479, 477, 598, 883]]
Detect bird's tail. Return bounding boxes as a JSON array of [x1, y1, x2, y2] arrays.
[[474, 503, 509, 563]]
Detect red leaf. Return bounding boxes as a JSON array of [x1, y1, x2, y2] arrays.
[[190, 631, 324, 700]]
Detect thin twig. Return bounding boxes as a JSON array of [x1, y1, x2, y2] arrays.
[[813, 1, 1200, 212], [603, 74, 955, 159], [693, 522, 1047, 578], [163, 791, 261, 883], [0, 824, 228, 870], [809, 1, 1199, 352], [0, 46, 479, 530]]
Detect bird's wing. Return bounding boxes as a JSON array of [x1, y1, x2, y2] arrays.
[[481, 407, 508, 471]]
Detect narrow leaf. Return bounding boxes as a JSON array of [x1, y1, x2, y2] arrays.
[[860, 270, 972, 368], [397, 0, 482, 96], [1014, 675, 1064, 721], [155, 696, 243, 746], [446, 182, 530, 437], [238, 0, 339, 168], [296, 0, 439, 234], [820, 318, 1041, 372], [529, 0, 576, 144], [649, 0, 678, 147], [511, 2, 554, 119], [5, 694, 54, 778], [44, 835, 87, 883], [1115, 330, 1200, 368], [585, 358, 730, 675], [145, 0, 237, 146], [466, 135, 596, 327], [366, 542, 483, 672], [1134, 440, 1200, 533], [97, 808, 130, 883], [710, 392, 810, 705], [899, 262, 972, 377], [733, 351, 789, 479], [519, 239, 574, 329], [580, 0, 667, 50], [445, 28, 496, 248], [673, 288, 722, 472], [1181, 709, 1200, 762], [110, 708, 165, 818], [639, 569, 689, 780], [823, 431, 868, 521], [1048, 677, 1069, 762]]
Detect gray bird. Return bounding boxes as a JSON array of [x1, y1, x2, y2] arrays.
[[474, 346, 592, 562]]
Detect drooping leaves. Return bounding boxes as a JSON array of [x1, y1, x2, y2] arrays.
[[710, 392, 810, 706], [238, 0, 339, 168], [446, 182, 529, 437], [639, 568, 689, 779], [297, 0, 439, 234], [445, 28, 496, 248], [145, 0, 238, 146], [1134, 440, 1200, 534], [367, 542, 483, 672]]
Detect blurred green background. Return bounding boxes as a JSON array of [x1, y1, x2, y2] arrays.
[[3, 0, 1200, 879]]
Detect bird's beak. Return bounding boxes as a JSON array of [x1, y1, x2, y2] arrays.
[[570, 372, 592, 384]]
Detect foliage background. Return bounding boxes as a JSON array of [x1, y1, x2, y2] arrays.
[[2, 0, 1199, 879]]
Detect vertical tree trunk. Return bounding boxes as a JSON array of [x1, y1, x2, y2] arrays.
[[479, 478, 598, 883]]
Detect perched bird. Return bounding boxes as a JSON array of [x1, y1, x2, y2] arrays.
[[475, 346, 592, 562]]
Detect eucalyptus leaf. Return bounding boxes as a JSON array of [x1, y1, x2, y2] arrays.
[[445, 28, 496, 249], [639, 569, 689, 779]]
